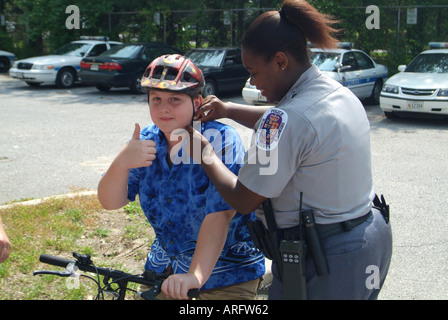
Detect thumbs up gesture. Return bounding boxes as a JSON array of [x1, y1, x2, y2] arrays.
[[116, 123, 157, 169]]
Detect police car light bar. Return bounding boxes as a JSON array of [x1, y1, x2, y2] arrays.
[[428, 42, 448, 49], [337, 42, 354, 49], [80, 36, 109, 41], [308, 42, 354, 49]]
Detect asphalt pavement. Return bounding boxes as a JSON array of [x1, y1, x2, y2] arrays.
[[1, 74, 447, 299]]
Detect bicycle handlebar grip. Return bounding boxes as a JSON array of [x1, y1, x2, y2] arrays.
[[39, 254, 73, 268], [188, 289, 200, 299]]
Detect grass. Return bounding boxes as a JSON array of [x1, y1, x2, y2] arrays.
[[0, 193, 151, 300]]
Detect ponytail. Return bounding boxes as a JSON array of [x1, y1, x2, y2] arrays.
[[242, 0, 340, 63]]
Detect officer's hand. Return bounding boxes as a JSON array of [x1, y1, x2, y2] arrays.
[[161, 273, 200, 300], [194, 95, 229, 122], [116, 123, 157, 169]]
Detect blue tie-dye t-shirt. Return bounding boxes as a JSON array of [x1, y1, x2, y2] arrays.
[[127, 120, 265, 290]]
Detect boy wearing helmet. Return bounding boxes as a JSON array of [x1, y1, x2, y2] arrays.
[[98, 54, 265, 300]]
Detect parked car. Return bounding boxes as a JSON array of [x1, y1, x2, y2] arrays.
[[242, 78, 269, 105], [380, 42, 448, 119], [242, 43, 388, 105], [9, 37, 121, 88], [80, 43, 182, 94], [185, 48, 249, 97], [0, 50, 17, 73]]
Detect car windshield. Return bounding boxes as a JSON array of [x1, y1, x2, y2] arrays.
[[405, 53, 448, 73], [54, 43, 91, 57], [186, 50, 225, 67], [310, 52, 340, 72], [100, 45, 141, 58]]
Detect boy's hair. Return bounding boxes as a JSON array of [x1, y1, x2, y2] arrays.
[[141, 54, 204, 97]]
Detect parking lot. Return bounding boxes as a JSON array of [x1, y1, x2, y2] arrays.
[[1, 73, 448, 299]]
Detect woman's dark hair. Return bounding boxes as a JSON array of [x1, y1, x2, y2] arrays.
[[242, 0, 340, 63]]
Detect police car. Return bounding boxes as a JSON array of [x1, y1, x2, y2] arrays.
[[9, 37, 121, 88], [0, 50, 17, 73], [242, 43, 388, 105], [380, 42, 448, 119]]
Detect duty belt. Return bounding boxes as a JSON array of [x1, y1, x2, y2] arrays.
[[317, 210, 373, 239], [281, 210, 372, 241]]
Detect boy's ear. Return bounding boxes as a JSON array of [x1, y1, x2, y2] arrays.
[[193, 95, 203, 112]]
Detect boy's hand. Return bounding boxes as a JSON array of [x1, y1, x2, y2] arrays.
[[116, 123, 157, 169], [161, 273, 201, 300], [0, 230, 11, 263]]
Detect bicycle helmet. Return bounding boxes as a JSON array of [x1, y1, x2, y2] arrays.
[[141, 54, 204, 97]]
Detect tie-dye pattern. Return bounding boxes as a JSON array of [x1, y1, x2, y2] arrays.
[[127, 121, 265, 290]]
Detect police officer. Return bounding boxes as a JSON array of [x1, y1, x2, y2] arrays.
[[189, 0, 392, 300]]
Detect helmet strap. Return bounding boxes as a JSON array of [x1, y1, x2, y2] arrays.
[[191, 96, 196, 124]]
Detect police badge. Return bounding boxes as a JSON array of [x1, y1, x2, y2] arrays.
[[256, 108, 288, 150]]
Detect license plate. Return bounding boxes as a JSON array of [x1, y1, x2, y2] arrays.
[[91, 64, 99, 71], [407, 101, 423, 110]]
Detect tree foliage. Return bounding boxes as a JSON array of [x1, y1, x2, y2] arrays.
[[1, 0, 448, 73]]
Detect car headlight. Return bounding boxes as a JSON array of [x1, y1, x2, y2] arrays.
[[382, 84, 399, 94], [437, 89, 448, 97], [32, 64, 55, 70]]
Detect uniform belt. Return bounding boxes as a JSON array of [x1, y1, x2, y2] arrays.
[[316, 210, 372, 239], [280, 210, 372, 241]]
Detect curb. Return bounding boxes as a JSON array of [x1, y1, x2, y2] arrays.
[[0, 189, 97, 210]]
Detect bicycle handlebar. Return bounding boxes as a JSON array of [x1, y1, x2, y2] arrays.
[[34, 253, 199, 300], [38, 254, 152, 286]]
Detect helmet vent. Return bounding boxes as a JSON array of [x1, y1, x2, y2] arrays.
[[152, 66, 164, 80], [182, 72, 197, 84], [165, 68, 179, 81]]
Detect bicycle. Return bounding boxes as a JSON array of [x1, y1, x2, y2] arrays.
[[33, 252, 200, 300]]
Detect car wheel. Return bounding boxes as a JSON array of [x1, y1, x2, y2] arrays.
[[0, 57, 10, 73], [56, 68, 76, 89], [25, 82, 41, 87], [369, 80, 382, 105], [203, 79, 218, 97], [130, 73, 146, 94], [384, 111, 399, 119], [96, 85, 111, 92]]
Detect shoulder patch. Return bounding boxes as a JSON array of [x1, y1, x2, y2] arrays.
[[256, 108, 288, 150]]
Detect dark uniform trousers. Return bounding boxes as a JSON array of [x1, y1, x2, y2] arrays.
[[269, 208, 393, 300]]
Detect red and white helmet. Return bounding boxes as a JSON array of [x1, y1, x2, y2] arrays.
[[141, 54, 204, 96]]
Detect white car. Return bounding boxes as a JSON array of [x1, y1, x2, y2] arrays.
[[380, 42, 448, 119], [9, 37, 121, 88], [242, 78, 269, 105], [242, 43, 388, 105], [0, 50, 17, 73]]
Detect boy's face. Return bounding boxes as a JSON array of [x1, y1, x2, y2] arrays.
[[149, 90, 202, 135]]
